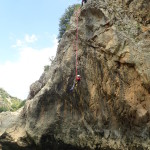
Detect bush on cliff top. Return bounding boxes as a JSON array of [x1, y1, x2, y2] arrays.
[[57, 4, 80, 41]]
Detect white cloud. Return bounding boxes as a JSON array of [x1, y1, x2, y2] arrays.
[[25, 34, 38, 43], [0, 37, 58, 99], [12, 39, 23, 48], [12, 34, 38, 48], [16, 39, 23, 47]]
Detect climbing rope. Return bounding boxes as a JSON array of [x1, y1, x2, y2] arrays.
[[75, 8, 80, 80], [70, 8, 81, 91]]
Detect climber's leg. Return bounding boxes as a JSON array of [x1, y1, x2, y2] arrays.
[[70, 82, 75, 91]]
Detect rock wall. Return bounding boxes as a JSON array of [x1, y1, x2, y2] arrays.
[[0, 0, 150, 149]]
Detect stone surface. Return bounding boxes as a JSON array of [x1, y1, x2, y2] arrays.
[[0, 0, 150, 149]]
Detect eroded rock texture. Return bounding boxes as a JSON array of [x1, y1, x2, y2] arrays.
[[0, 0, 150, 149]]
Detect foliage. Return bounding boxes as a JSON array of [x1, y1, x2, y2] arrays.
[[18, 100, 26, 108], [44, 56, 55, 72], [0, 88, 26, 113], [57, 4, 80, 41], [44, 65, 50, 72], [0, 88, 9, 99], [0, 107, 9, 113], [11, 99, 26, 111]]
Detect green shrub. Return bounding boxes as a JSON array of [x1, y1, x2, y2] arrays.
[[0, 107, 9, 112], [11, 99, 26, 111], [0, 88, 26, 112], [58, 4, 80, 41], [44, 65, 50, 72], [18, 100, 26, 108]]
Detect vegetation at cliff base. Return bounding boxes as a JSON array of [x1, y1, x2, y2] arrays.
[[0, 88, 25, 112]]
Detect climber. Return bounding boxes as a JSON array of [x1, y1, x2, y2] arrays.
[[82, 0, 87, 6], [76, 74, 81, 82], [70, 75, 81, 91]]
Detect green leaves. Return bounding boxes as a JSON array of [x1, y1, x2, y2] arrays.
[[0, 88, 25, 112], [44, 65, 50, 72], [58, 4, 80, 41]]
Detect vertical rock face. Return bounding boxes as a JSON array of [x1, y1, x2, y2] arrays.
[[0, 0, 150, 149]]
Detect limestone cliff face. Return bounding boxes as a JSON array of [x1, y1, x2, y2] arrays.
[[0, 0, 150, 149]]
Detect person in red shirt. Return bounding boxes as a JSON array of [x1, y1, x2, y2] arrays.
[[76, 75, 81, 82]]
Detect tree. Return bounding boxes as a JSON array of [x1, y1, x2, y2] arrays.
[[44, 65, 50, 72], [43, 56, 55, 72], [57, 4, 80, 41]]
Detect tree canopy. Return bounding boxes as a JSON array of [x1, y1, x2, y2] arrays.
[[58, 4, 80, 41]]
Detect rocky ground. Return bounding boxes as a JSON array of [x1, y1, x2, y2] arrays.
[[0, 0, 150, 149]]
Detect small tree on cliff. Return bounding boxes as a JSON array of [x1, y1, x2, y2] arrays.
[[57, 4, 80, 41]]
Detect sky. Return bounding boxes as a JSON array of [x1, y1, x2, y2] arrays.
[[0, 0, 80, 99]]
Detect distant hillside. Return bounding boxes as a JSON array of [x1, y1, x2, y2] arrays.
[[0, 88, 25, 112]]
